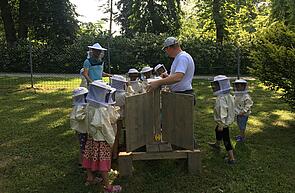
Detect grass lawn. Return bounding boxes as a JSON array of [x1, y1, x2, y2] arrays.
[[0, 77, 294, 193]]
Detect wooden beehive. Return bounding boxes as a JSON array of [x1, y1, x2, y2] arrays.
[[125, 88, 194, 152]]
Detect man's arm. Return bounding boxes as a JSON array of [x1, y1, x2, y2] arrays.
[[146, 72, 184, 92]]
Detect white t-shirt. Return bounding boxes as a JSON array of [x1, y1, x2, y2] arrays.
[[169, 51, 195, 92]]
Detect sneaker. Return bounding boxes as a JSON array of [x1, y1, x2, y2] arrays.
[[227, 159, 236, 165], [208, 142, 220, 150], [236, 136, 245, 142]]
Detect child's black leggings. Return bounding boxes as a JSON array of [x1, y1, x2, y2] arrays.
[[215, 125, 233, 151]]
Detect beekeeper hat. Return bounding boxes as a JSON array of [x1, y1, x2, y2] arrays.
[[87, 43, 107, 51], [72, 87, 88, 97], [234, 79, 247, 84], [211, 75, 231, 95], [110, 75, 128, 91], [86, 80, 116, 106], [233, 79, 248, 94], [128, 68, 139, 74], [140, 66, 153, 74]]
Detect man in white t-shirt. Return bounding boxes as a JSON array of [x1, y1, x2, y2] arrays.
[[147, 37, 195, 99]]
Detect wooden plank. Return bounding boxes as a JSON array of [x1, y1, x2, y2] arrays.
[[162, 91, 194, 150], [153, 88, 161, 139], [175, 93, 194, 150], [144, 90, 155, 146], [125, 94, 146, 151], [187, 150, 202, 175], [146, 144, 160, 152], [118, 152, 133, 177], [131, 150, 192, 160], [161, 91, 175, 144], [159, 143, 172, 152]]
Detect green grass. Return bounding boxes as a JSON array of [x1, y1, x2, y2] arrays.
[[0, 77, 294, 193]]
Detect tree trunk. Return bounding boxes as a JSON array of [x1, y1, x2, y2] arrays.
[[212, 0, 224, 45], [0, 0, 17, 46], [18, 0, 29, 39]]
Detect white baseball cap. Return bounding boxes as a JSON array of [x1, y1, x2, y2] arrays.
[[88, 43, 107, 51], [162, 37, 178, 50]]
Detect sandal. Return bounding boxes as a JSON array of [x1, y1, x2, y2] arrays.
[[104, 185, 122, 193], [84, 177, 103, 186]]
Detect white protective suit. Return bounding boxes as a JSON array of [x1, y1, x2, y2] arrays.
[[87, 104, 120, 146], [212, 75, 235, 127], [127, 80, 145, 95], [214, 94, 235, 127], [233, 79, 254, 116], [86, 81, 120, 146], [234, 93, 253, 116], [70, 87, 88, 133], [110, 75, 128, 118]]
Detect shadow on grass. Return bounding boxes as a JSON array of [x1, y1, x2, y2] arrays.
[[1, 78, 295, 193]]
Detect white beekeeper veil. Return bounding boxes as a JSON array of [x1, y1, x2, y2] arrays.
[[154, 64, 167, 76], [86, 80, 116, 107], [72, 87, 88, 105], [233, 79, 248, 94], [110, 75, 128, 91], [211, 75, 231, 95]]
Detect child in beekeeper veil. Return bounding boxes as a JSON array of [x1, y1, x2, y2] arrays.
[[82, 80, 122, 192], [110, 75, 128, 159], [140, 66, 154, 90], [70, 87, 88, 168], [208, 75, 236, 164], [154, 64, 167, 78], [126, 68, 144, 95], [233, 79, 253, 142]]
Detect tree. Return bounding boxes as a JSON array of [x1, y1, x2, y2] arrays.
[[116, 0, 182, 36], [0, 0, 17, 46], [186, 0, 269, 44], [0, 0, 79, 46], [271, 0, 295, 25], [250, 22, 295, 109]]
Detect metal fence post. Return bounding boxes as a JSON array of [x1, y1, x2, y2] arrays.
[[237, 46, 241, 79], [29, 41, 34, 88]]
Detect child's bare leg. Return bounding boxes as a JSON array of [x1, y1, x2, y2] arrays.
[[86, 169, 95, 181], [101, 171, 110, 188], [228, 150, 235, 161]]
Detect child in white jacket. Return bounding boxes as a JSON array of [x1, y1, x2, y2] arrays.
[[83, 80, 122, 192], [70, 87, 88, 167], [127, 68, 144, 95], [233, 79, 253, 142], [208, 75, 236, 164]]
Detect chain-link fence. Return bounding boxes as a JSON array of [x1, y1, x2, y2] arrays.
[[0, 35, 249, 92]]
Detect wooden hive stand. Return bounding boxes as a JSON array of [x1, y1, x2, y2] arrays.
[[118, 89, 201, 177]]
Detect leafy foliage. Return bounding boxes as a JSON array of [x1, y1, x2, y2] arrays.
[[0, 33, 251, 75], [250, 22, 295, 108], [115, 0, 182, 36]]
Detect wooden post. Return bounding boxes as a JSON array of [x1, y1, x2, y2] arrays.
[[118, 152, 133, 177], [187, 150, 202, 175]]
